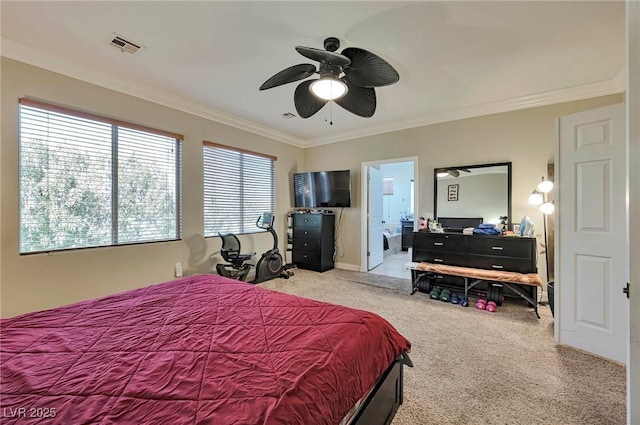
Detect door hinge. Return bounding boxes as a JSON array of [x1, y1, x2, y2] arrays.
[[367, 251, 370, 257], [623, 282, 630, 299]]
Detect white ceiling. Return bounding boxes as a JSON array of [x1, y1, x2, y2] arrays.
[[0, 1, 625, 147]]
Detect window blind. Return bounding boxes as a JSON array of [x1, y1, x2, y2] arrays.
[[203, 143, 275, 236], [19, 100, 182, 254]]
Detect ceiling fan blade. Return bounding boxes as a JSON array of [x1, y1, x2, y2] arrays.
[[259, 64, 317, 91], [294, 80, 327, 118], [295, 46, 351, 66], [334, 79, 376, 118], [342, 47, 400, 87]]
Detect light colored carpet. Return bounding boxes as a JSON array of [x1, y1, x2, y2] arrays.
[[260, 268, 626, 425]]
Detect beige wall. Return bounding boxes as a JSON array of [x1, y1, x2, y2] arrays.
[[303, 94, 624, 282], [0, 57, 624, 318], [0, 58, 304, 317]]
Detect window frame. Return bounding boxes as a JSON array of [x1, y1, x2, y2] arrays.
[[202, 141, 276, 237], [18, 98, 183, 255]]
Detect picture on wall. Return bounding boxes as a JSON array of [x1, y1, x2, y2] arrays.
[[447, 184, 459, 201]]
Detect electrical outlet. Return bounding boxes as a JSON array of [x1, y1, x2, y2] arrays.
[[175, 262, 183, 278]]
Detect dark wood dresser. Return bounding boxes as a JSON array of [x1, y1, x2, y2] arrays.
[[411, 231, 538, 300], [292, 213, 335, 272]]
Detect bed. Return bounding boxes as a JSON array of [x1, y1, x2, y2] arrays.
[[0, 274, 411, 424]]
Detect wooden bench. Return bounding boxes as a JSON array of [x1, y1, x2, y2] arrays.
[[406, 262, 543, 318]]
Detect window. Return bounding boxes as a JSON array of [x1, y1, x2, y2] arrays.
[[203, 142, 275, 236], [19, 98, 182, 254]]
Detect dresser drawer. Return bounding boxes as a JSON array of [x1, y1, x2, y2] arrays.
[[467, 255, 535, 274], [293, 213, 322, 228], [468, 237, 534, 258], [292, 237, 319, 251], [421, 253, 467, 267], [293, 227, 321, 239], [412, 232, 467, 253], [292, 250, 320, 265]]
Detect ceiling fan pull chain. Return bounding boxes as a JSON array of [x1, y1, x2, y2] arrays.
[[330, 101, 334, 125]]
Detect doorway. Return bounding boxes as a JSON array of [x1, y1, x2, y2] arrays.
[[360, 157, 417, 279]]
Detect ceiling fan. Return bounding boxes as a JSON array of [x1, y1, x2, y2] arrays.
[[436, 168, 471, 178], [259, 37, 399, 119]]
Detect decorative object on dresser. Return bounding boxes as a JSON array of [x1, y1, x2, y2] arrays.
[[410, 231, 541, 317], [292, 212, 336, 272]]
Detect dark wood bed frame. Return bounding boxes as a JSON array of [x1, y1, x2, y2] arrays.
[[350, 352, 413, 425]]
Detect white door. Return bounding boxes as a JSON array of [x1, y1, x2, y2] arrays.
[[367, 166, 384, 270], [558, 103, 628, 363]]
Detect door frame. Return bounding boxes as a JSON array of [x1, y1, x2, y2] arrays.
[[360, 156, 418, 273], [626, 1, 639, 423]]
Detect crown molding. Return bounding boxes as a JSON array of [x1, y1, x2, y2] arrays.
[[0, 37, 306, 148], [304, 76, 625, 147], [2, 37, 624, 150]]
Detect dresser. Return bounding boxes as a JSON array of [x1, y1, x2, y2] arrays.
[[292, 213, 335, 272], [411, 231, 537, 300]]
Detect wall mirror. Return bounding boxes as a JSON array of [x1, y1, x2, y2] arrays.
[[433, 162, 512, 231]]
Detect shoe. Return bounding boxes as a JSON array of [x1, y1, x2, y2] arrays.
[[486, 301, 497, 313], [475, 298, 487, 310], [460, 296, 469, 307], [451, 293, 460, 304]]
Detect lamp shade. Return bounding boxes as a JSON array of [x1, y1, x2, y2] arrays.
[[537, 180, 554, 194], [528, 191, 543, 205], [540, 201, 555, 215], [310, 78, 348, 100]]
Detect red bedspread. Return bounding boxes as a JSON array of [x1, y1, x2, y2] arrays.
[[1, 274, 410, 424]]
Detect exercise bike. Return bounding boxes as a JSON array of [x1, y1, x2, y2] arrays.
[[216, 213, 293, 283], [252, 213, 294, 283]]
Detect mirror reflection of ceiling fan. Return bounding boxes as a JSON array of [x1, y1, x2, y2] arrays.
[[436, 168, 471, 178]]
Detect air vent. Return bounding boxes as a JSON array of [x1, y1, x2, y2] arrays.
[[109, 33, 145, 55], [281, 112, 296, 119]]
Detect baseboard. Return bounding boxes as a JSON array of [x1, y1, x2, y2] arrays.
[[335, 262, 360, 272]]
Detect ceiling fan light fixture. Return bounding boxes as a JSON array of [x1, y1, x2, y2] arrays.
[[436, 171, 450, 178], [310, 78, 348, 100]]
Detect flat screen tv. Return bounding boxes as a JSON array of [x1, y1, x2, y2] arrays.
[[293, 170, 351, 208]]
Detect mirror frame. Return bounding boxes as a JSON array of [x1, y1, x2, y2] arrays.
[[433, 161, 512, 230]]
